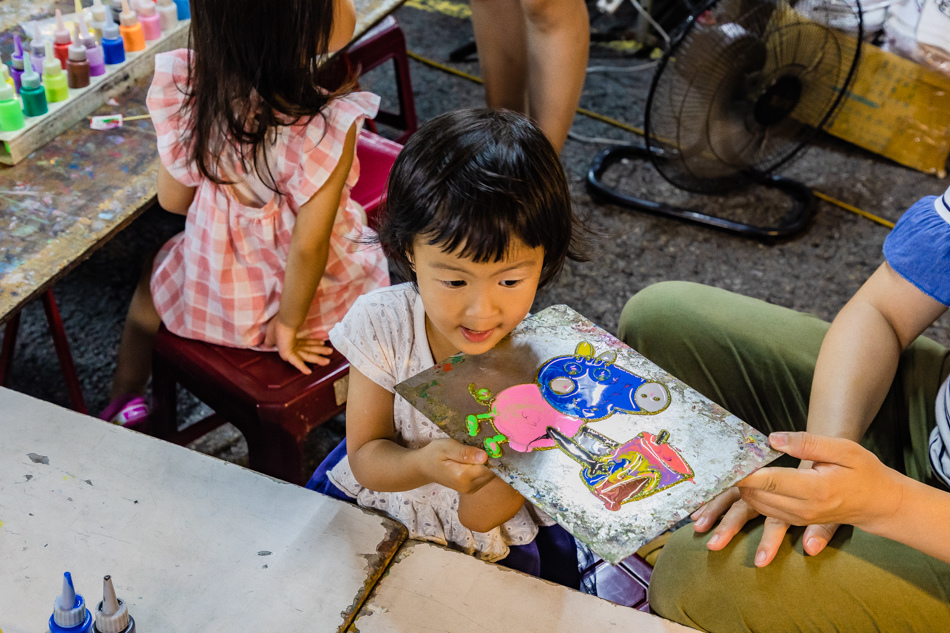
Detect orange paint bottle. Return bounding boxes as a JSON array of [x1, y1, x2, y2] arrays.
[[118, 0, 146, 52]]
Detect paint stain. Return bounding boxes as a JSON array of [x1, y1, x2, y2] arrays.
[[27, 453, 49, 465], [24, 474, 32, 481], [258, 551, 272, 556]]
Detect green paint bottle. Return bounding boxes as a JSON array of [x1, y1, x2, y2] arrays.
[[42, 40, 69, 103], [0, 79, 25, 131], [19, 52, 48, 117]]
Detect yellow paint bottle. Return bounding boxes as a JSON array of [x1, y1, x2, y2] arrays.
[[42, 40, 69, 103]]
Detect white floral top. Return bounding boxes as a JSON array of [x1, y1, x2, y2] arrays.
[[327, 283, 553, 561]]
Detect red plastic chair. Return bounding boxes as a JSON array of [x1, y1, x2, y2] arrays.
[[149, 130, 402, 484], [342, 16, 418, 143]]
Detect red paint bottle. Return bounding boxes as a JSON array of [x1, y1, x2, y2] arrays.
[[53, 9, 73, 69]]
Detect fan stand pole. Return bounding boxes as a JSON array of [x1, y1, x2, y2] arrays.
[[586, 145, 815, 241]]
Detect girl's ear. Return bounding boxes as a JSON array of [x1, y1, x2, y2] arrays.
[[405, 250, 415, 270]]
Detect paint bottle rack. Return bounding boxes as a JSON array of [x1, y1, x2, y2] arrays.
[[0, 14, 189, 166]]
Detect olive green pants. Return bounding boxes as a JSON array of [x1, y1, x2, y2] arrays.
[[618, 282, 950, 632]]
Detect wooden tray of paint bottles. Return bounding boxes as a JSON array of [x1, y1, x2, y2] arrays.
[[0, 1, 190, 166]]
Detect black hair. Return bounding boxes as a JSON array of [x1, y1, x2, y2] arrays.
[[377, 108, 587, 289], [183, 0, 350, 194]]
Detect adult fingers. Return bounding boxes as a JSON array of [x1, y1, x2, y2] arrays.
[[705, 498, 760, 551], [691, 487, 741, 532], [753, 517, 791, 567], [736, 465, 815, 500], [736, 488, 816, 526], [803, 522, 840, 556], [767, 432, 860, 466]]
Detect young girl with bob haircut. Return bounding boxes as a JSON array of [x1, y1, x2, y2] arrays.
[[307, 108, 589, 585], [101, 0, 389, 424]]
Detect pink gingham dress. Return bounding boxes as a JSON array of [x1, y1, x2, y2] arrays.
[[146, 50, 389, 349]]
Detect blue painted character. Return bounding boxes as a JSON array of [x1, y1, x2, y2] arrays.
[[536, 341, 671, 421]]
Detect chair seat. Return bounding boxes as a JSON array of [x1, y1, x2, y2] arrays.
[[149, 130, 401, 484], [581, 553, 654, 613]]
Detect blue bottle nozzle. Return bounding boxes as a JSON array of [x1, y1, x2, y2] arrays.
[[50, 571, 94, 632]]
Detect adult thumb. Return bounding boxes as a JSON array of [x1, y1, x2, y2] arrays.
[[769, 432, 854, 464]]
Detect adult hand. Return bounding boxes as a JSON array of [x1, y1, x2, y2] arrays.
[[736, 432, 903, 536], [264, 317, 333, 375], [416, 438, 496, 494]]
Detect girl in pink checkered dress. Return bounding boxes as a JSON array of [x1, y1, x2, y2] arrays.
[[101, 0, 389, 426]]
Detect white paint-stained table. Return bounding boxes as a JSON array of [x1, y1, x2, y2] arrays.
[[0, 388, 408, 633], [348, 540, 694, 633]]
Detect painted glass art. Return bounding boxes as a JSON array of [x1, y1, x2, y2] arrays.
[[396, 305, 781, 563]]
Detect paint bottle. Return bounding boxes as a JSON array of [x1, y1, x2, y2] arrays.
[[0, 74, 24, 132], [67, 26, 91, 89], [43, 40, 70, 103], [93, 576, 136, 633], [47, 572, 94, 633], [30, 36, 47, 74], [11, 35, 25, 93], [156, 0, 178, 32], [100, 15, 126, 65], [76, 14, 106, 76], [135, 0, 162, 41], [0, 61, 13, 92], [19, 53, 48, 116], [110, 0, 123, 25], [53, 9, 73, 70], [118, 0, 146, 52], [173, 0, 190, 21], [91, 0, 111, 41]]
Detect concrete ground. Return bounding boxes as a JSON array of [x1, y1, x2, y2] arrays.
[[4, 1, 949, 474]]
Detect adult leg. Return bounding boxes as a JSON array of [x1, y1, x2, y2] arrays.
[[521, 0, 588, 152], [470, 0, 529, 113], [650, 519, 950, 632], [110, 256, 161, 400]]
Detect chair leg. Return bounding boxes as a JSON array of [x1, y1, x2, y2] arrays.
[[41, 290, 87, 414], [150, 354, 179, 438], [0, 312, 21, 386]]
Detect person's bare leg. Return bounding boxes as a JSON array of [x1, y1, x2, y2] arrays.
[[110, 257, 161, 400], [522, 0, 589, 152], [470, 0, 529, 113]]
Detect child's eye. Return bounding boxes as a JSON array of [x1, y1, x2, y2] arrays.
[[441, 280, 466, 288], [500, 279, 523, 288]]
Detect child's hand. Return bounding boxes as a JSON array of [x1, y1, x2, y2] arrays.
[[264, 317, 333, 375], [415, 438, 495, 494]]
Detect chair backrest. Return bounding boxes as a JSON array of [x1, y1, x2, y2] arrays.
[[352, 130, 402, 228]]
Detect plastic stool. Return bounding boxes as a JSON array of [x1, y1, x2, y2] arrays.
[[343, 15, 418, 143], [148, 131, 402, 484], [581, 553, 653, 613]]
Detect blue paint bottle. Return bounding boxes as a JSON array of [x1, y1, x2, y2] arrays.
[[48, 572, 94, 633], [93, 575, 136, 633], [173, 0, 190, 20], [100, 15, 126, 66]]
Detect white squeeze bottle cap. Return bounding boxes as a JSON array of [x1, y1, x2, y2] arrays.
[[119, 0, 139, 27], [94, 575, 135, 633], [136, 0, 156, 18], [92, 0, 109, 22]]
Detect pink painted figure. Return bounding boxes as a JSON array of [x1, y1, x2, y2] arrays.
[[470, 383, 586, 453]]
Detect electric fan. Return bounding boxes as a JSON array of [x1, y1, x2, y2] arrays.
[[586, 0, 863, 239]]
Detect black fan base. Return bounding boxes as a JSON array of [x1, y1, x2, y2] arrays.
[[587, 145, 815, 241]]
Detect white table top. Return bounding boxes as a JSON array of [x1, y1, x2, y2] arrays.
[[348, 541, 693, 633], [0, 388, 407, 633]]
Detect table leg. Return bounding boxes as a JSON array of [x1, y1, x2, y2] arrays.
[[0, 312, 21, 386], [41, 290, 87, 414]]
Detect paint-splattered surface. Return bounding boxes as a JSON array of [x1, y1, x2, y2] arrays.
[[0, 0, 404, 324], [0, 387, 408, 632], [396, 305, 782, 564]]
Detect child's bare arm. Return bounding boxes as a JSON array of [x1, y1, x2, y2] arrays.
[[271, 122, 358, 373], [346, 367, 496, 493], [157, 162, 196, 215], [457, 477, 526, 533]]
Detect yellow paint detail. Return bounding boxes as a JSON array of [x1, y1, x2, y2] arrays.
[[404, 0, 471, 19]]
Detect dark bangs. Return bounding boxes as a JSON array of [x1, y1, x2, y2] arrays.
[[378, 109, 585, 288]]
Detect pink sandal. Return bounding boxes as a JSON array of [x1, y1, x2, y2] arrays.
[[99, 395, 150, 431]]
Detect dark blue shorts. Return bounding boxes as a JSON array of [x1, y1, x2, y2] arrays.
[[307, 439, 580, 589]]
